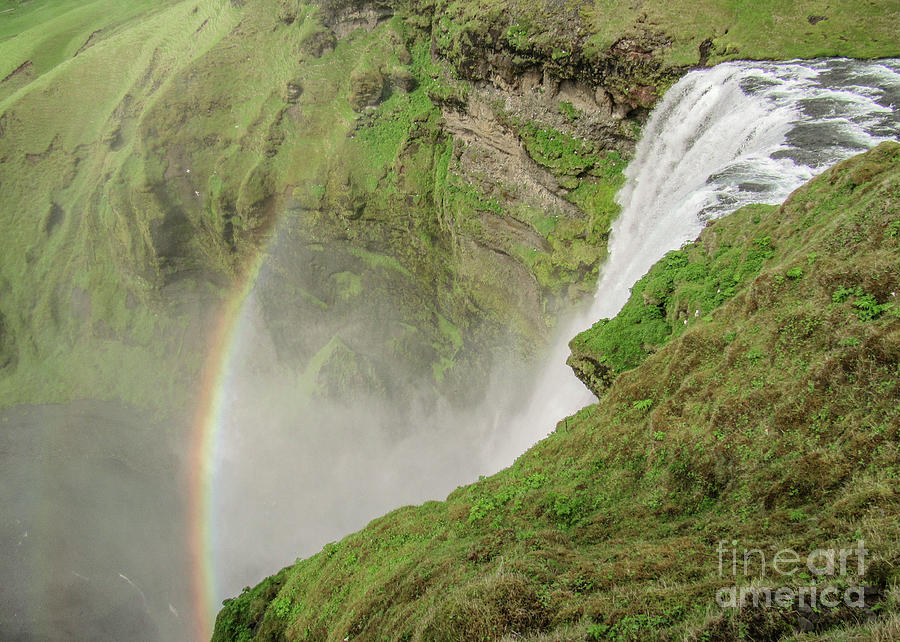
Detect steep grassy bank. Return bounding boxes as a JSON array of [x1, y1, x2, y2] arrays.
[[0, 0, 242, 410], [214, 143, 900, 641]]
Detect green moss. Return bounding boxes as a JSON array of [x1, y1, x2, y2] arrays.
[[347, 246, 413, 278], [431, 312, 463, 383], [332, 271, 363, 300], [569, 203, 779, 389], [518, 123, 600, 178], [557, 100, 580, 123]]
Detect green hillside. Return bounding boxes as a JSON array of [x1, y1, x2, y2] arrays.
[[2, 0, 898, 412], [214, 144, 900, 640]]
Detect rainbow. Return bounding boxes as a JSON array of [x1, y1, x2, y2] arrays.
[[187, 245, 269, 640]]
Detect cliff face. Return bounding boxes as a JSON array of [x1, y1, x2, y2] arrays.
[[213, 141, 900, 642], [3, 0, 896, 411], [0, 0, 644, 410]]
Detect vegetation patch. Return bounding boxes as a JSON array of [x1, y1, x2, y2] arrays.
[[568, 203, 778, 396]]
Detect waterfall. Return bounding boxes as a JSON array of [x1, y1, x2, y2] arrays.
[[488, 58, 900, 468], [589, 58, 900, 320], [212, 58, 900, 604]]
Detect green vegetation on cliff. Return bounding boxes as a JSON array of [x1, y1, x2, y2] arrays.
[[0, 0, 622, 410], [398, 0, 899, 97], [0, 0, 238, 410], [4, 0, 899, 413], [215, 144, 900, 641], [2, 0, 899, 639], [567, 203, 779, 397], [2, 0, 899, 413]]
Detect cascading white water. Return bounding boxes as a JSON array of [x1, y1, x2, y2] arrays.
[[589, 58, 899, 320], [213, 58, 900, 608], [488, 58, 900, 467]]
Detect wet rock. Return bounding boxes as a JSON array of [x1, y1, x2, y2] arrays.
[[698, 37, 714, 66], [629, 85, 657, 108], [389, 68, 417, 93], [519, 68, 542, 93], [567, 331, 616, 398], [608, 84, 657, 119], [541, 70, 559, 97], [330, 6, 393, 40], [594, 88, 613, 117], [558, 80, 597, 113]]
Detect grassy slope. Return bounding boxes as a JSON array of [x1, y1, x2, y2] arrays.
[[0, 0, 170, 86], [214, 143, 900, 641], [567, 203, 781, 397], [0, 0, 242, 410], [411, 0, 899, 77], [583, 0, 900, 66]]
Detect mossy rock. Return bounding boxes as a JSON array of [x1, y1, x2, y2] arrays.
[[348, 67, 386, 111]]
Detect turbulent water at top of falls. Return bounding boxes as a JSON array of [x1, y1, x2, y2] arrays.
[[497, 57, 900, 459], [588, 57, 900, 321], [212, 58, 900, 608]]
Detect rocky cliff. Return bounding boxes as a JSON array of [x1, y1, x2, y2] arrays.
[[3, 0, 896, 411]]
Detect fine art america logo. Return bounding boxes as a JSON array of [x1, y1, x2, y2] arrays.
[[716, 540, 868, 609]]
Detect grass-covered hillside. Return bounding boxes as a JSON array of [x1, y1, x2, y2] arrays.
[[402, 0, 899, 76], [214, 143, 900, 641], [2, 0, 898, 413]]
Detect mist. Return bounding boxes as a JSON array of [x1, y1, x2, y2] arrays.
[[0, 230, 588, 641], [208, 239, 595, 606], [0, 403, 191, 641]]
